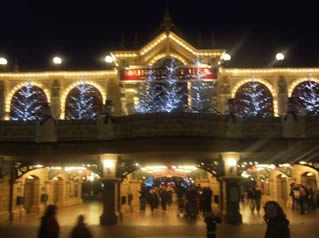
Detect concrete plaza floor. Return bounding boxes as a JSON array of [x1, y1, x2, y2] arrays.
[[1, 201, 319, 238]]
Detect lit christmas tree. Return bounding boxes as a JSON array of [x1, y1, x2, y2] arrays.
[[11, 82, 45, 121], [66, 81, 99, 120], [162, 60, 184, 112], [135, 68, 165, 113], [293, 80, 319, 117], [135, 60, 184, 113], [187, 61, 216, 113], [235, 80, 273, 118]]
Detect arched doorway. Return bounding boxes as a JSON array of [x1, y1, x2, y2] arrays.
[[65, 82, 103, 120], [10, 84, 48, 121], [301, 172, 317, 190], [53, 177, 64, 205], [234, 81, 274, 118], [276, 174, 288, 202], [24, 175, 40, 213], [119, 164, 220, 216]]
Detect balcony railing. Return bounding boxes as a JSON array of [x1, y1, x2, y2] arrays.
[[0, 113, 317, 142]]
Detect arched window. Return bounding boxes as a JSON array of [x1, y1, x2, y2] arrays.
[[65, 83, 103, 120], [10, 84, 47, 121], [291, 81, 319, 117], [234, 81, 273, 118]]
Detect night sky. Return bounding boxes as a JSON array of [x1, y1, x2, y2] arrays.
[[1, 0, 319, 71]]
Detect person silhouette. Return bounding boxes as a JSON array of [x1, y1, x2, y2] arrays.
[[38, 205, 60, 238], [70, 215, 93, 238]]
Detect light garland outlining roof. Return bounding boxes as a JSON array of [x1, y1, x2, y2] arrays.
[[0, 70, 117, 78], [140, 33, 168, 56], [222, 68, 319, 74]]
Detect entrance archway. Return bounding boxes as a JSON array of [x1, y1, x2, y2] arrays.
[[301, 172, 317, 190], [119, 163, 221, 216], [23, 175, 39, 213], [276, 174, 288, 202], [53, 177, 64, 206]]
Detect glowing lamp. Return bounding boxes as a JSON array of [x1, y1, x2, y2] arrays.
[[103, 160, 114, 168], [276, 53, 285, 61], [227, 158, 237, 167], [104, 55, 113, 63], [222, 53, 231, 61], [0, 57, 8, 65], [53, 56, 62, 65]]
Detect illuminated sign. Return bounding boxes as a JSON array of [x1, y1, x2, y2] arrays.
[[120, 66, 217, 81]]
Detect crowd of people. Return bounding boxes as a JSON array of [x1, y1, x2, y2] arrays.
[[138, 183, 214, 219], [289, 183, 317, 214]]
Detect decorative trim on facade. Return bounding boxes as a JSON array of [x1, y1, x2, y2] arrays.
[[0, 70, 117, 78]]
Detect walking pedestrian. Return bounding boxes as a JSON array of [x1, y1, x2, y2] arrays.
[[247, 184, 257, 213], [264, 201, 290, 238], [204, 210, 221, 238], [38, 205, 60, 238], [255, 185, 262, 213], [70, 215, 93, 238]]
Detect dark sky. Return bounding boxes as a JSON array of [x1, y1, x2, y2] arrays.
[[1, 0, 319, 71]]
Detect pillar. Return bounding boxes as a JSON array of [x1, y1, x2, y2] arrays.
[[0, 81, 4, 119], [100, 154, 120, 225], [221, 152, 242, 224], [31, 180, 41, 213], [50, 80, 61, 119]]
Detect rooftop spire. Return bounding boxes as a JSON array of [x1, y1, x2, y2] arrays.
[[160, 8, 176, 32]]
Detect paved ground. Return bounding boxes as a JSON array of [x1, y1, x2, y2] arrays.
[[1, 201, 319, 238]]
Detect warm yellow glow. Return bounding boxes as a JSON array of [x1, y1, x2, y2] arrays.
[[169, 34, 196, 55], [148, 53, 188, 66], [288, 77, 319, 97], [256, 164, 276, 169], [64, 167, 86, 171], [51, 167, 63, 170], [113, 53, 138, 57], [307, 172, 314, 177], [222, 68, 319, 74], [5, 81, 51, 118], [140, 33, 167, 56], [299, 161, 307, 165], [231, 77, 278, 116], [0, 70, 117, 78], [61, 80, 106, 119]]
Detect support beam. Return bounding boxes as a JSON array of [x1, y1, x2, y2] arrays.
[[220, 152, 242, 224], [99, 154, 120, 225]]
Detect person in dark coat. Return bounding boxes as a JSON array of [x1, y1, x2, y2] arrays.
[[204, 210, 221, 238], [70, 215, 93, 238], [38, 205, 60, 238], [264, 201, 290, 238]]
